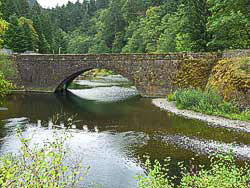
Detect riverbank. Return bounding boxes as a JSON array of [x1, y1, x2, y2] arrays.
[[152, 98, 250, 133]]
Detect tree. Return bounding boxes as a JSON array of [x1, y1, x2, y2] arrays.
[[207, 0, 250, 50], [51, 28, 67, 54], [4, 15, 19, 51], [0, 0, 8, 48], [156, 13, 179, 52], [93, 0, 127, 52], [1, 0, 20, 21], [4, 15, 38, 52], [96, 0, 109, 9], [18, 17, 39, 51], [38, 34, 50, 53], [123, 6, 166, 53], [18, 0, 30, 18]]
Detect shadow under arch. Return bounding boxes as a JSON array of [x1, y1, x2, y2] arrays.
[[55, 68, 93, 92]]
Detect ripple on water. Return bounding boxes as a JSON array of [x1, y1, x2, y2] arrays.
[[0, 124, 146, 188], [3, 117, 29, 128], [160, 134, 250, 160]]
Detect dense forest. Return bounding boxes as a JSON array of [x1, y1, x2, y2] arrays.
[[0, 0, 250, 54]]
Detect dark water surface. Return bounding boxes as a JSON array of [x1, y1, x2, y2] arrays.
[[1, 92, 250, 187]]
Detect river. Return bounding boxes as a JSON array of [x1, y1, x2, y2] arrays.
[[0, 74, 250, 187]]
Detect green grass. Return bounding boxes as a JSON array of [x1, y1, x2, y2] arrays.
[[168, 88, 250, 122]]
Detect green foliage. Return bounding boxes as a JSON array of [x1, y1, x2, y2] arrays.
[[0, 19, 7, 48], [167, 93, 175, 102], [136, 157, 174, 188], [169, 88, 250, 122], [66, 30, 92, 54], [0, 54, 15, 97], [4, 15, 38, 53], [0, 72, 12, 97], [0, 1, 8, 48], [136, 153, 250, 188], [207, 0, 250, 50], [179, 153, 250, 187], [0, 54, 16, 79], [2, 0, 250, 53], [0, 129, 88, 188]]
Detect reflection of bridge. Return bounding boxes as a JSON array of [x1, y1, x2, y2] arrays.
[[13, 53, 219, 97]]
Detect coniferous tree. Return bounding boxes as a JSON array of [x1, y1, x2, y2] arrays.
[[1, 0, 20, 21], [0, 0, 8, 48], [2, 0, 250, 54], [18, 0, 30, 18], [19, 17, 39, 51], [38, 34, 49, 53], [4, 15, 19, 50]]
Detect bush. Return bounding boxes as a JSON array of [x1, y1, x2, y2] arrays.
[[169, 88, 250, 121], [167, 93, 175, 102], [0, 129, 88, 188], [0, 71, 12, 97], [0, 54, 16, 80], [136, 153, 250, 188], [135, 157, 174, 188], [0, 54, 15, 97], [179, 153, 250, 187]]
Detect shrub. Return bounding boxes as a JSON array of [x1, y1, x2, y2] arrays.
[[0, 54, 16, 80], [0, 71, 12, 97], [167, 93, 175, 102], [136, 153, 250, 188], [169, 88, 250, 121], [135, 157, 174, 188], [0, 54, 16, 97], [0, 129, 88, 188], [179, 153, 250, 188]]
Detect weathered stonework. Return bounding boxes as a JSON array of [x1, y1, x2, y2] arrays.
[[206, 57, 250, 109], [12, 53, 219, 97]]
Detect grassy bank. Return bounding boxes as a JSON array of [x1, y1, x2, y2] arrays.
[[168, 89, 250, 122]]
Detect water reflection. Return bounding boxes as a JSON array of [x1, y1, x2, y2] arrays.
[[68, 74, 139, 102]]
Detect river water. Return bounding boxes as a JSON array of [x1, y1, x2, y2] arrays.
[[1, 75, 250, 187]]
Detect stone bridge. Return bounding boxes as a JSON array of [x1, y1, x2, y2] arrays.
[[13, 53, 220, 97]]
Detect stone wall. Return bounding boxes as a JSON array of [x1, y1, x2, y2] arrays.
[[12, 53, 219, 97], [206, 56, 250, 109], [222, 49, 250, 59]]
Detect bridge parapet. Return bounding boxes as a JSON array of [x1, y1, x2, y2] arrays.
[[12, 53, 220, 96]]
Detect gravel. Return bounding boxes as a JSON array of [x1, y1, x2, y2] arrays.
[[152, 98, 250, 133]]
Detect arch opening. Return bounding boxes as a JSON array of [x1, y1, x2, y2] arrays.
[[55, 68, 140, 102]]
